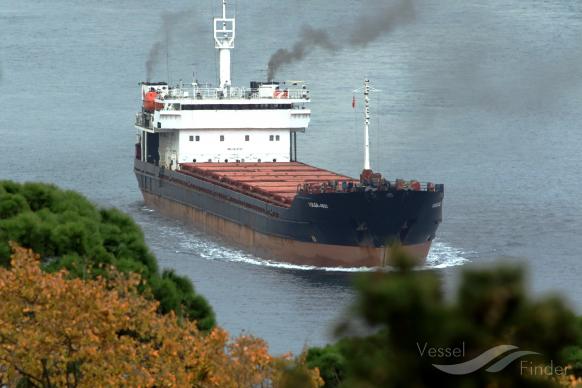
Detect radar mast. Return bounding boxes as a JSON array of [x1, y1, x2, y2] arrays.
[[213, 0, 236, 89]]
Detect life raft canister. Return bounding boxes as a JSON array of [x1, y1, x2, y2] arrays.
[[143, 91, 158, 112]]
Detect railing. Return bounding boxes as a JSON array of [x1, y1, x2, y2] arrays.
[[160, 86, 309, 101], [297, 179, 444, 194], [135, 112, 153, 129]]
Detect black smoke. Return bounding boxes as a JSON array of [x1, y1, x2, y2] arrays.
[[407, 5, 582, 115], [267, 26, 338, 81], [146, 40, 164, 81], [267, 0, 415, 81], [145, 11, 194, 81], [349, 0, 415, 47]]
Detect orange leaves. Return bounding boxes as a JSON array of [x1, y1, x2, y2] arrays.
[[0, 245, 322, 387]]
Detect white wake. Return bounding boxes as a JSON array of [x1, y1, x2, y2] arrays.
[[139, 206, 469, 272]]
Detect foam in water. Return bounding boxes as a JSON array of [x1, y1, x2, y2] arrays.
[[424, 241, 470, 269], [139, 206, 469, 272]]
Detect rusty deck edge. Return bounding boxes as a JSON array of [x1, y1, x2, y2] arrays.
[[142, 191, 430, 268]]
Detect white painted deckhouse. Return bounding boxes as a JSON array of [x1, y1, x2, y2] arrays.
[[135, 0, 311, 169]]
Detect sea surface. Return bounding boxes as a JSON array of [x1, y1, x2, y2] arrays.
[[1, 0, 581, 354]]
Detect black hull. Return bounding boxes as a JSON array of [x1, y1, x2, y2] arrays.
[[134, 160, 443, 267]]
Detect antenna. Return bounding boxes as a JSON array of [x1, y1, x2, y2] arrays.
[[213, 0, 236, 89], [354, 79, 381, 171], [166, 34, 170, 84]]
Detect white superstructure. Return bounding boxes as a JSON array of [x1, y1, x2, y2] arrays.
[[135, 1, 311, 169]]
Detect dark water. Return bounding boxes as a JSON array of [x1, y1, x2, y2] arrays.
[[1, 0, 581, 354]]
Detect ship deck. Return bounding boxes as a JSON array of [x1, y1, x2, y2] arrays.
[[178, 162, 358, 207]]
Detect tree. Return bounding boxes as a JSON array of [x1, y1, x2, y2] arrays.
[[0, 245, 322, 387], [0, 181, 214, 330], [307, 252, 582, 387]]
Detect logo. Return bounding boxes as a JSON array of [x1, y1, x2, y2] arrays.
[[417, 342, 569, 376]]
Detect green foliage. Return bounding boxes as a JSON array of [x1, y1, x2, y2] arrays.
[[308, 262, 582, 388], [306, 341, 348, 386], [0, 181, 215, 331], [561, 317, 582, 379], [148, 269, 214, 331], [19, 182, 57, 212], [0, 192, 30, 219]]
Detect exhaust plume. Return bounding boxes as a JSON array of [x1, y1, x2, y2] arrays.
[[146, 41, 164, 81], [267, 26, 338, 81], [349, 0, 415, 47], [145, 11, 194, 81], [408, 8, 582, 115], [267, 0, 415, 80]]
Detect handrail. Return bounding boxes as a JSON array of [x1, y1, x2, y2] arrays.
[[135, 112, 153, 129], [159, 86, 309, 101], [297, 179, 444, 194]]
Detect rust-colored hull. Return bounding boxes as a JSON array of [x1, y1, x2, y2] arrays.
[[143, 192, 431, 267]]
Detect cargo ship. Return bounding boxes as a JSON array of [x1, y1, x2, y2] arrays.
[[134, 1, 444, 267]]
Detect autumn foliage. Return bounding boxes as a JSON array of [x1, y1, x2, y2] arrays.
[[0, 181, 214, 330], [0, 245, 322, 387]]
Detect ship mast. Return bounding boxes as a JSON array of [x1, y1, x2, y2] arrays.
[[213, 0, 236, 89], [363, 79, 371, 171], [354, 79, 379, 171]]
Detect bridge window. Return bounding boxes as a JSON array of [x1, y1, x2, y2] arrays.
[[245, 135, 250, 141], [276, 135, 280, 141], [189, 136, 194, 142], [220, 135, 225, 142], [196, 135, 200, 141], [269, 135, 274, 141]]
